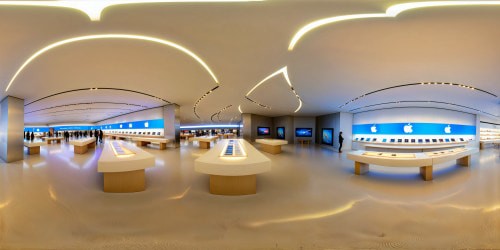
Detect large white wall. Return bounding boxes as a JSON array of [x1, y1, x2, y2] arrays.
[[353, 107, 476, 125]]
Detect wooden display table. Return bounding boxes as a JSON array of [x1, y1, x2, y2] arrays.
[[69, 138, 96, 154], [181, 134, 195, 140], [41, 137, 64, 144], [195, 139, 271, 195], [347, 148, 478, 181], [132, 137, 170, 150], [255, 139, 288, 154], [97, 141, 155, 193], [297, 139, 311, 146], [24, 140, 47, 155], [191, 136, 218, 149]]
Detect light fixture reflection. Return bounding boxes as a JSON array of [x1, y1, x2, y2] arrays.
[[5, 34, 219, 92], [0, 200, 11, 209], [167, 186, 191, 200], [289, 1, 500, 50], [0, 0, 264, 21]]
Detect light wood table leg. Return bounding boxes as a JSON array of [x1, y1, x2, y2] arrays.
[[159, 143, 167, 150], [456, 155, 471, 167], [261, 144, 281, 154], [103, 169, 145, 193], [199, 141, 211, 149], [27, 146, 40, 155], [74, 145, 88, 154], [354, 162, 369, 175], [136, 141, 150, 147], [420, 166, 433, 181], [88, 142, 95, 149], [209, 175, 256, 195]]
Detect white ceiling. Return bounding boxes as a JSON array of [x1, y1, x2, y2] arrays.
[[0, 0, 498, 125]]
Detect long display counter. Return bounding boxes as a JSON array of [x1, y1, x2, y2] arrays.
[[255, 139, 288, 154], [190, 136, 218, 149], [195, 139, 271, 195], [24, 140, 47, 155], [354, 140, 469, 152], [69, 137, 96, 154], [97, 141, 155, 193], [347, 148, 478, 181]]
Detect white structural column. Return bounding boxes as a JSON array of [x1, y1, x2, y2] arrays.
[[0, 96, 24, 162], [163, 104, 180, 148]]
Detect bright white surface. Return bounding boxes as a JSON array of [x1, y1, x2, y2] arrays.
[[190, 136, 218, 142], [69, 137, 96, 146], [359, 141, 469, 149], [23, 140, 47, 147], [255, 139, 288, 146], [347, 148, 478, 167], [132, 137, 170, 143], [41, 137, 64, 142], [195, 139, 271, 176], [97, 141, 155, 173]]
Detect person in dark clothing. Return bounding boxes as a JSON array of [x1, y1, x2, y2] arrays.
[[30, 132, 34, 142], [90, 130, 93, 138], [99, 130, 103, 143], [95, 130, 99, 145], [339, 131, 344, 153]]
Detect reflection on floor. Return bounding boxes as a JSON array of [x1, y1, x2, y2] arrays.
[[0, 140, 499, 249]]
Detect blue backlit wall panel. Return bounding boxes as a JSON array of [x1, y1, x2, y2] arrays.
[[353, 123, 476, 135]]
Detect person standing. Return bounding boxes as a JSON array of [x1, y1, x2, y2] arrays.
[[99, 129, 103, 144], [30, 132, 34, 142], [339, 131, 344, 153], [95, 129, 99, 145]]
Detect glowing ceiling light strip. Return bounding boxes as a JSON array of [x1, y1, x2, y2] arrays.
[[238, 104, 243, 113], [289, 1, 500, 50], [245, 66, 303, 113], [0, 0, 264, 21], [5, 34, 219, 92]]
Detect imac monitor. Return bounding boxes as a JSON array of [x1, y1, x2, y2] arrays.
[[451, 138, 456, 142], [295, 128, 313, 137], [355, 138, 359, 141], [445, 139, 450, 142], [411, 139, 416, 143], [276, 127, 285, 139], [382, 139, 387, 143], [432, 139, 437, 143], [439, 139, 444, 143], [404, 139, 409, 143], [321, 128, 334, 146], [257, 127, 270, 136], [360, 138, 365, 141], [418, 139, 423, 143], [460, 138, 464, 141], [397, 139, 403, 143], [366, 138, 371, 142], [372, 138, 377, 142], [425, 139, 430, 143], [390, 139, 395, 143]]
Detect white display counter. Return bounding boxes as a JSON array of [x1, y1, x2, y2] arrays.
[[190, 136, 218, 149], [132, 137, 170, 150], [255, 139, 288, 154], [69, 137, 96, 154], [354, 140, 469, 152], [347, 148, 478, 181], [195, 139, 271, 195], [24, 140, 47, 155], [97, 141, 155, 193], [41, 137, 64, 144]]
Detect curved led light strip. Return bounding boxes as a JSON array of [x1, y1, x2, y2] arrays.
[[245, 66, 303, 113], [349, 100, 498, 117], [5, 34, 219, 92], [211, 104, 233, 122], [25, 102, 148, 114], [193, 85, 219, 119], [339, 82, 497, 109], [0, 0, 264, 21], [289, 1, 500, 50], [238, 104, 243, 113]]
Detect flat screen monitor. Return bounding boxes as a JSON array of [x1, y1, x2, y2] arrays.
[[460, 138, 464, 141], [432, 139, 437, 143], [425, 139, 430, 143], [418, 139, 423, 143], [390, 139, 395, 143], [411, 139, 416, 143], [445, 138, 450, 142], [372, 138, 377, 142], [355, 138, 359, 141], [404, 139, 409, 143], [321, 128, 333, 146], [360, 138, 365, 141], [366, 138, 371, 142], [397, 139, 402, 143], [295, 128, 312, 137], [382, 139, 387, 143], [276, 127, 285, 139], [451, 138, 456, 142], [257, 127, 270, 136], [439, 139, 444, 143]]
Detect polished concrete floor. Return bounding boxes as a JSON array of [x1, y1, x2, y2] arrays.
[[0, 139, 499, 249]]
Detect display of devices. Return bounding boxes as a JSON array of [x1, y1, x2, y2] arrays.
[[390, 139, 395, 143], [360, 138, 365, 141], [355, 138, 359, 141], [451, 138, 456, 142], [404, 139, 409, 143], [366, 138, 371, 142], [397, 139, 402, 143], [382, 139, 387, 142], [439, 139, 444, 143], [432, 139, 437, 143], [372, 138, 377, 142], [295, 128, 312, 137], [460, 138, 464, 141], [411, 139, 415, 143], [445, 139, 450, 142], [425, 139, 430, 143], [418, 139, 423, 143], [257, 127, 270, 136]]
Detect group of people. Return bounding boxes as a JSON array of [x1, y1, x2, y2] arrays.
[[24, 129, 105, 145]]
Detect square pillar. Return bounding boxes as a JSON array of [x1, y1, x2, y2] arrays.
[[0, 96, 24, 163], [163, 104, 180, 148]]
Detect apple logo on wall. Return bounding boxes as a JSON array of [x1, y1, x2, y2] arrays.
[[144, 122, 149, 128], [403, 123, 413, 133], [129, 123, 132, 128], [36, 129, 40, 132], [120, 124, 123, 128], [444, 125, 451, 134], [371, 125, 377, 133]]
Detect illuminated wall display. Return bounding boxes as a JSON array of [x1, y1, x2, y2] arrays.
[[24, 119, 164, 131], [352, 123, 476, 135]]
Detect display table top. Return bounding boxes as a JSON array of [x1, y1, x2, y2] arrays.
[[24, 140, 47, 147], [69, 137, 96, 146], [190, 136, 218, 142], [98, 141, 155, 173], [131, 137, 170, 143], [195, 139, 271, 176], [255, 139, 288, 146]]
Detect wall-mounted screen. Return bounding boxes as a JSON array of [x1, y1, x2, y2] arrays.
[[257, 127, 270, 136], [276, 127, 285, 139], [295, 128, 312, 137], [321, 128, 333, 146]]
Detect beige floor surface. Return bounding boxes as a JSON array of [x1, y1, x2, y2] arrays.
[[0, 140, 498, 249]]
